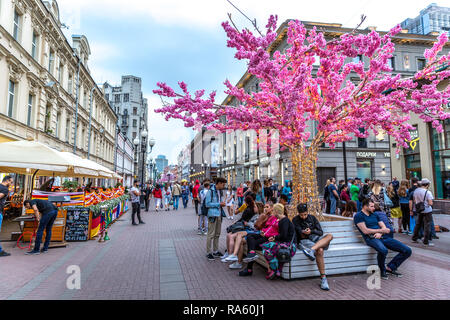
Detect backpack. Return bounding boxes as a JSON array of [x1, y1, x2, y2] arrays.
[[201, 188, 214, 216], [323, 185, 330, 200], [383, 189, 394, 208]]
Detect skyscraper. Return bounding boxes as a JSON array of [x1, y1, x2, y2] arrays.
[[400, 3, 450, 35], [155, 155, 169, 173]]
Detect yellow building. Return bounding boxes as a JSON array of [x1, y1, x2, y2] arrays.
[[0, 0, 117, 171]]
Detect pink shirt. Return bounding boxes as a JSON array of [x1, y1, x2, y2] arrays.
[[261, 215, 279, 238]]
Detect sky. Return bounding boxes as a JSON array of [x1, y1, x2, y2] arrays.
[[57, 0, 449, 164]]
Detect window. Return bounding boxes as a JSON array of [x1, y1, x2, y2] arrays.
[[404, 126, 422, 181], [132, 132, 137, 140], [31, 32, 39, 60], [7, 80, 16, 118], [13, 10, 21, 41], [431, 120, 450, 199], [58, 63, 64, 84], [68, 74, 73, 94], [115, 94, 121, 103], [83, 90, 87, 108], [133, 119, 137, 128], [27, 94, 33, 127], [44, 105, 51, 132], [105, 94, 109, 101], [55, 113, 61, 138], [133, 107, 137, 115], [66, 117, 71, 142], [388, 57, 395, 70], [417, 58, 426, 71], [356, 159, 374, 181], [352, 55, 363, 63], [48, 49, 55, 74], [124, 93, 129, 102], [358, 128, 367, 148]]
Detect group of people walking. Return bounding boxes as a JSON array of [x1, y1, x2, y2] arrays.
[[324, 176, 439, 247]]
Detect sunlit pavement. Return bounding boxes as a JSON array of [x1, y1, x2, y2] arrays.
[[1, 202, 449, 300]]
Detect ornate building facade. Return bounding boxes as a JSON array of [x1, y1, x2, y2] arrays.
[[0, 0, 117, 171]]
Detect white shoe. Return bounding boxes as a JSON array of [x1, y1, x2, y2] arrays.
[[225, 254, 238, 262], [221, 252, 229, 259], [229, 262, 243, 269], [231, 216, 234, 220], [221, 258, 228, 263]]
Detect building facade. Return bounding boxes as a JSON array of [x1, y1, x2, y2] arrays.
[[401, 3, 450, 35], [115, 131, 134, 188], [176, 144, 191, 181], [0, 0, 117, 171]]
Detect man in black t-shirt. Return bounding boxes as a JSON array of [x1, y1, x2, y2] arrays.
[[0, 176, 13, 257], [24, 199, 58, 255]]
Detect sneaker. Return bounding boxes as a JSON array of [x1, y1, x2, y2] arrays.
[[239, 269, 253, 277], [220, 251, 229, 259], [402, 231, 409, 234], [231, 216, 234, 220], [225, 254, 239, 262], [197, 230, 202, 235], [229, 262, 243, 269], [40, 249, 49, 254], [302, 248, 316, 261], [206, 253, 215, 261], [139, 221, 146, 224], [276, 270, 281, 277], [381, 272, 388, 280], [386, 269, 403, 278], [213, 251, 224, 258], [432, 235, 439, 240], [202, 231, 208, 236], [0, 251, 11, 257], [132, 222, 139, 226], [243, 252, 258, 263], [411, 239, 419, 243], [320, 277, 330, 291], [423, 242, 435, 247], [407, 231, 413, 235], [25, 250, 40, 255], [265, 270, 276, 280]]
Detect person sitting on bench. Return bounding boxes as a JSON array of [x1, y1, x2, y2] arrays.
[[354, 199, 412, 280], [293, 203, 333, 291]]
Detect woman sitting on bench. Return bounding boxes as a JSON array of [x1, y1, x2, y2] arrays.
[[238, 202, 278, 276], [261, 203, 297, 280], [222, 194, 258, 262], [293, 203, 333, 291]]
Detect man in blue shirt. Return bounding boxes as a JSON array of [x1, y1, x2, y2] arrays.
[[354, 199, 412, 279]]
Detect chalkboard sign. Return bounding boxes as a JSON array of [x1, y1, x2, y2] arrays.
[[65, 208, 90, 241]]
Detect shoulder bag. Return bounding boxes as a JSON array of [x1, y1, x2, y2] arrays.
[[276, 230, 296, 264], [415, 190, 428, 214]]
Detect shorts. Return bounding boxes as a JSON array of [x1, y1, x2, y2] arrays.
[[244, 229, 260, 240], [300, 235, 330, 251]]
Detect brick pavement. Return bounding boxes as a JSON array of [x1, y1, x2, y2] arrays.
[[0, 202, 449, 300]]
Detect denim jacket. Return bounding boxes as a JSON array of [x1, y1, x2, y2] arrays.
[[205, 184, 226, 218]]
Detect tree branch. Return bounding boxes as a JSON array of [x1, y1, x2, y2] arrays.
[[226, 0, 264, 37]]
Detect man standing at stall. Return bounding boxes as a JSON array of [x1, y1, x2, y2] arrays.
[[23, 198, 58, 255], [0, 176, 13, 257]]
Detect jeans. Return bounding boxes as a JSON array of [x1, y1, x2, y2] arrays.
[[364, 237, 412, 273], [34, 210, 58, 252], [198, 215, 208, 232], [356, 200, 362, 212], [144, 198, 149, 211], [0, 213, 3, 252], [132, 202, 142, 224], [412, 212, 433, 244], [238, 197, 244, 208], [182, 194, 189, 208], [173, 195, 180, 210], [194, 199, 199, 215], [330, 197, 337, 215]]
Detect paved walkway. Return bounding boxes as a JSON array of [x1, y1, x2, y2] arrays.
[[0, 202, 449, 300]]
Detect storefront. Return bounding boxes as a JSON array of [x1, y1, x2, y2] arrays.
[[431, 119, 450, 200]]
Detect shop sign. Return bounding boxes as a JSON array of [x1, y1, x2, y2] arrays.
[[384, 152, 391, 158], [357, 152, 377, 158], [407, 129, 420, 151]]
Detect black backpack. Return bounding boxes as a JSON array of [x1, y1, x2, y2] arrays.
[[201, 189, 214, 216], [358, 184, 370, 202]]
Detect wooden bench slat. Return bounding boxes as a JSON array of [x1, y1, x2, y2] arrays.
[[322, 226, 359, 232], [282, 265, 376, 279], [288, 252, 396, 268], [320, 221, 354, 227]]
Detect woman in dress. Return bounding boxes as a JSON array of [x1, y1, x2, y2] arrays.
[[225, 185, 235, 220]]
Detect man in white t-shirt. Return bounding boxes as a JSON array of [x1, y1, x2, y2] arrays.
[[130, 180, 145, 226], [412, 178, 434, 246]]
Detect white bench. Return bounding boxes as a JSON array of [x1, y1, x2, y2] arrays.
[[253, 215, 396, 280]]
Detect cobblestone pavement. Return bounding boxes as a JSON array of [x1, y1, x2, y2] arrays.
[[1, 202, 449, 300]]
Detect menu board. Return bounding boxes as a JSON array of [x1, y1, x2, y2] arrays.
[[65, 208, 90, 242]]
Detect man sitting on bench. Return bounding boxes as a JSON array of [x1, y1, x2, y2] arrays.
[[354, 199, 412, 280], [293, 203, 333, 291]]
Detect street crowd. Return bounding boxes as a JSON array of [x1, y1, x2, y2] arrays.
[[120, 173, 442, 291]]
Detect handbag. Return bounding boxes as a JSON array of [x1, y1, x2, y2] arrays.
[[276, 232, 296, 264], [415, 191, 428, 214], [383, 190, 393, 208], [226, 221, 245, 234]]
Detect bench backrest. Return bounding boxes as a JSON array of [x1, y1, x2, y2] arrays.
[[320, 220, 364, 246]]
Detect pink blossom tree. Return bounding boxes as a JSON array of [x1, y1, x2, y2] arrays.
[[154, 15, 450, 218]]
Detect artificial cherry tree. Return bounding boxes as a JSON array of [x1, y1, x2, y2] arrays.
[[154, 15, 450, 219]]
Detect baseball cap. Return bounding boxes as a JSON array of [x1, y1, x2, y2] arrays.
[[420, 178, 431, 185]]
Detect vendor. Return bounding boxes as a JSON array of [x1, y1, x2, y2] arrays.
[[0, 176, 13, 257], [23, 199, 58, 255]]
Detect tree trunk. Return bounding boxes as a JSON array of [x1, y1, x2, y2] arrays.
[[288, 144, 323, 221]]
